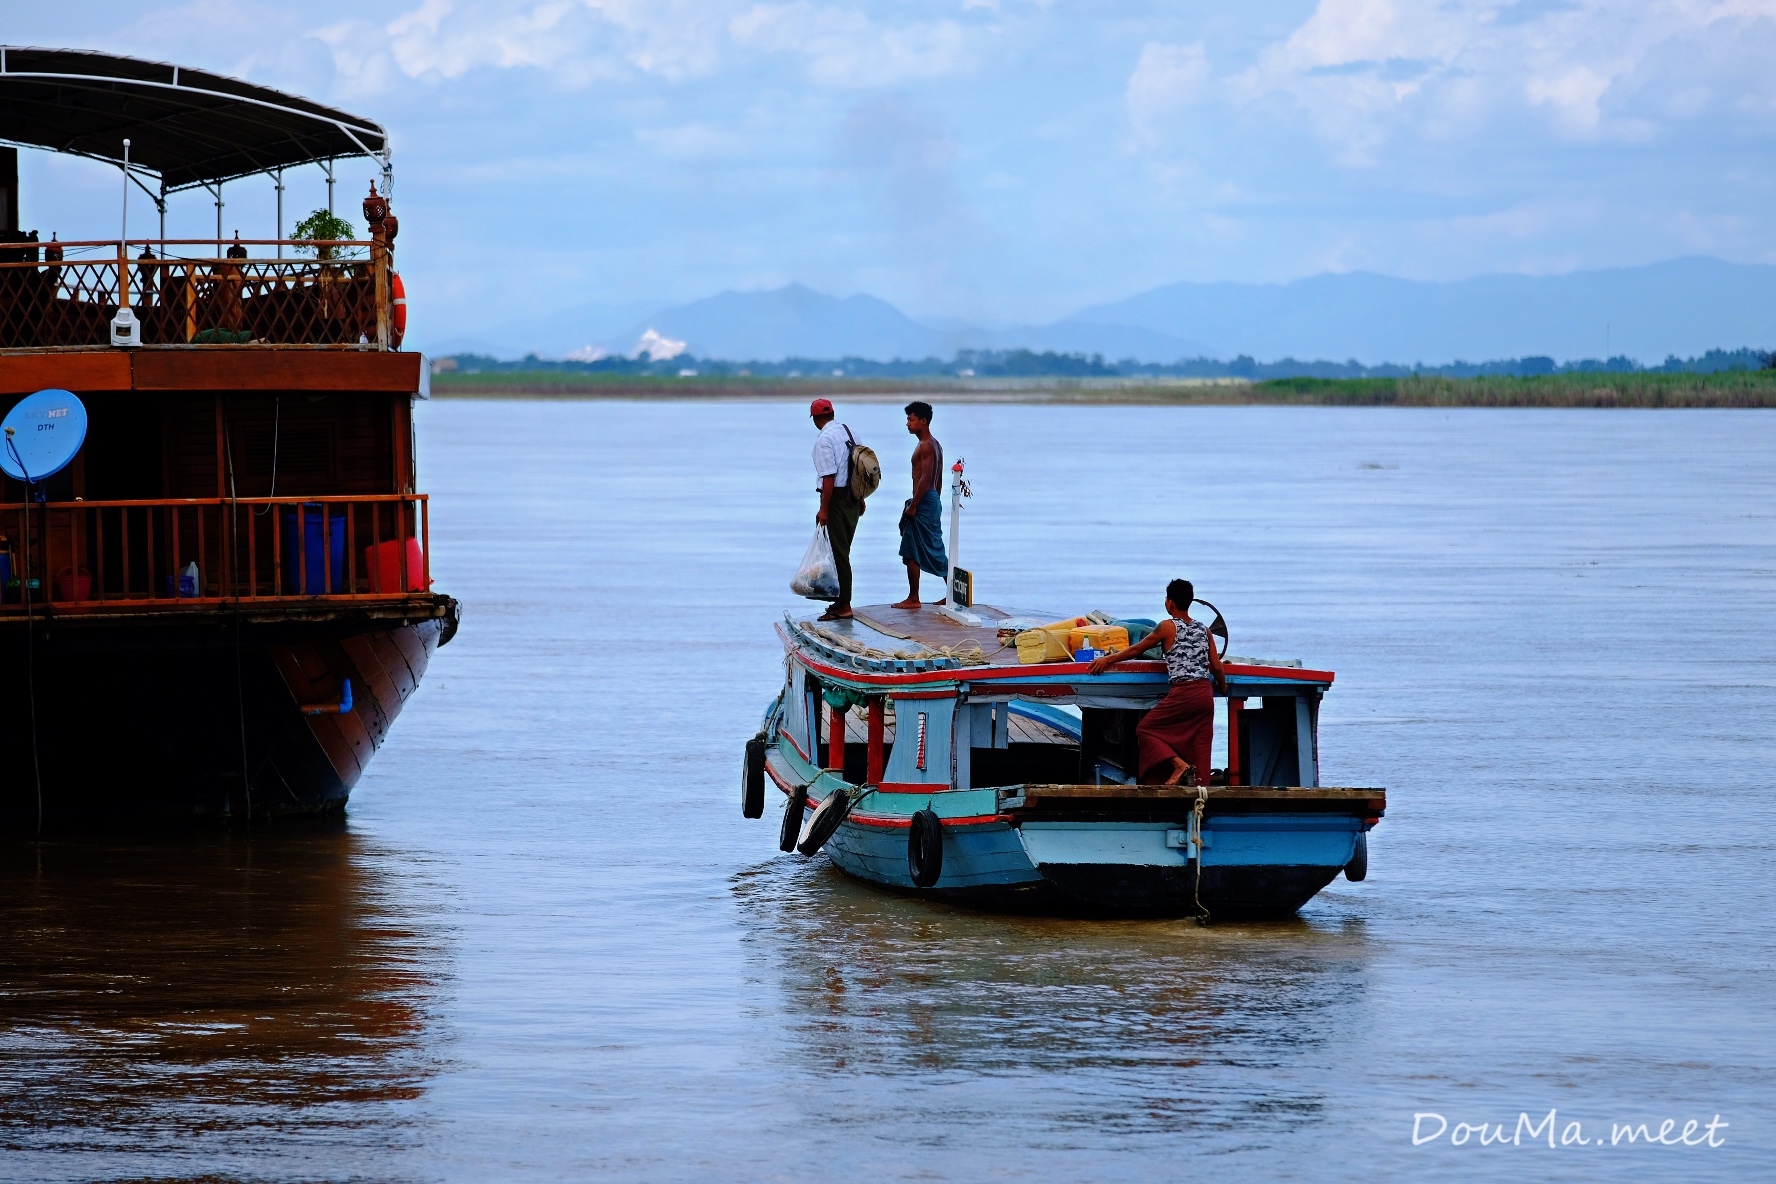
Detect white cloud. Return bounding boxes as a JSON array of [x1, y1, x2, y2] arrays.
[[384, 0, 580, 79], [581, 0, 732, 81], [1126, 42, 1210, 146], [1525, 64, 1611, 132], [311, 0, 991, 91], [729, 3, 975, 87], [1120, 0, 1776, 171]]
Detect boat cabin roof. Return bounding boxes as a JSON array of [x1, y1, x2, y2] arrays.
[[780, 602, 1334, 697], [0, 46, 388, 190]]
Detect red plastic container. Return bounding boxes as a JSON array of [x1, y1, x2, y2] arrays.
[[56, 566, 92, 602], [364, 538, 427, 592]]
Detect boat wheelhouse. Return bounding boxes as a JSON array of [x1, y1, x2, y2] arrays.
[[744, 603, 1384, 920], [0, 48, 456, 827]]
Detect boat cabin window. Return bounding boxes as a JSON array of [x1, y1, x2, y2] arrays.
[[957, 693, 1316, 789], [785, 673, 1320, 789]]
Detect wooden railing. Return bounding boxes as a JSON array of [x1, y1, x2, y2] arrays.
[[0, 238, 395, 350], [0, 494, 429, 611]]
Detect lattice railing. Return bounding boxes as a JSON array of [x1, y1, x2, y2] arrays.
[[0, 240, 393, 349]]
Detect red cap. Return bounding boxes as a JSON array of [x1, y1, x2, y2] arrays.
[[809, 397, 833, 416]]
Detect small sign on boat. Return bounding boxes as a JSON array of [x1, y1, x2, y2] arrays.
[[950, 567, 974, 607]]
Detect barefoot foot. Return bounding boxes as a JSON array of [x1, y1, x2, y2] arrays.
[[888, 598, 922, 610]]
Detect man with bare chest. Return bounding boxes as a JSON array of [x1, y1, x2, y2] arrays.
[[890, 400, 948, 609]]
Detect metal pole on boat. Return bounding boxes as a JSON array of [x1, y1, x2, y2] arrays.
[[937, 458, 981, 627], [110, 140, 140, 347], [944, 460, 959, 609], [120, 139, 130, 247], [274, 168, 284, 257]]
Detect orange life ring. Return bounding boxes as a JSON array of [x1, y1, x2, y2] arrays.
[[390, 271, 407, 349]]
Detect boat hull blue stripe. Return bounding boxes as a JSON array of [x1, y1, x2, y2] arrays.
[[809, 811, 1361, 917]]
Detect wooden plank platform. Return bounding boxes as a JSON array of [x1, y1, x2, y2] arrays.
[[845, 603, 1054, 668]]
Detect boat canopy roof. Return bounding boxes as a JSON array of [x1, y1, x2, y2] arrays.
[[0, 46, 388, 192], [779, 604, 1334, 699]]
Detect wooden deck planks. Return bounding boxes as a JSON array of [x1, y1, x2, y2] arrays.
[[1007, 713, 1070, 745]]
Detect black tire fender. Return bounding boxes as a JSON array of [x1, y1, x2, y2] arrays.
[[796, 790, 851, 856], [908, 808, 943, 888], [1345, 830, 1369, 882], [742, 735, 767, 819], [437, 597, 463, 647], [778, 787, 808, 852]]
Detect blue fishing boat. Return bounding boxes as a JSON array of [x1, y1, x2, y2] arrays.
[[742, 601, 1384, 920]]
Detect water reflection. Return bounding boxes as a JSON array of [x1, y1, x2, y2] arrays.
[[733, 854, 1374, 1139], [0, 827, 443, 1170]]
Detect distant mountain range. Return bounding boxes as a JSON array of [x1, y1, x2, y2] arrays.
[[429, 258, 1776, 366]]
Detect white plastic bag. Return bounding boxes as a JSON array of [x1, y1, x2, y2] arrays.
[[791, 527, 841, 601]]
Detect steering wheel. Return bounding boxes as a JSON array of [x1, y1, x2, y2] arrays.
[[1192, 598, 1229, 658]]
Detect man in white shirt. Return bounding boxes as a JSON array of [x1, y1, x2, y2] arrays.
[[810, 397, 862, 620]]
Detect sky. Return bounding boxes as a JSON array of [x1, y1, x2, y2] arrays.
[[10, 1, 1776, 354]]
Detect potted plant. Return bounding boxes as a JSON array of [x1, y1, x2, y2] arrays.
[[290, 209, 359, 259]]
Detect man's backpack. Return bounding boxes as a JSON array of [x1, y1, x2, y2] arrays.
[[844, 426, 882, 500]]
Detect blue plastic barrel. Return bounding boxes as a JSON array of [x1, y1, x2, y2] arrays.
[[281, 504, 347, 593]]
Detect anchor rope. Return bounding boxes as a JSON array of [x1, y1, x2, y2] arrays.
[[1192, 786, 1211, 926]]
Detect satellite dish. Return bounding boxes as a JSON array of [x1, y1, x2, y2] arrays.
[[1, 389, 88, 483]]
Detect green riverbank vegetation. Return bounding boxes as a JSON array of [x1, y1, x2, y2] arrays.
[[430, 367, 1776, 407]]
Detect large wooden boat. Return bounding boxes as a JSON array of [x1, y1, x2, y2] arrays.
[[743, 603, 1384, 920], [0, 48, 456, 828]]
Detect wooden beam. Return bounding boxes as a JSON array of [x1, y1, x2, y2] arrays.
[[1227, 698, 1243, 786], [131, 349, 423, 392], [866, 697, 885, 785], [0, 352, 131, 395], [1011, 783, 1384, 805], [0, 350, 424, 396], [828, 703, 846, 772]]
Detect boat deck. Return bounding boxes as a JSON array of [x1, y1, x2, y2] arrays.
[[792, 602, 1332, 684], [812, 602, 1053, 669]]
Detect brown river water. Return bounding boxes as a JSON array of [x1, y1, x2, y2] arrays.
[[3, 401, 1773, 1181]]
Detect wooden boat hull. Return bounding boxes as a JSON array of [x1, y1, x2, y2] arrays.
[[767, 749, 1380, 921], [0, 602, 453, 828]]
